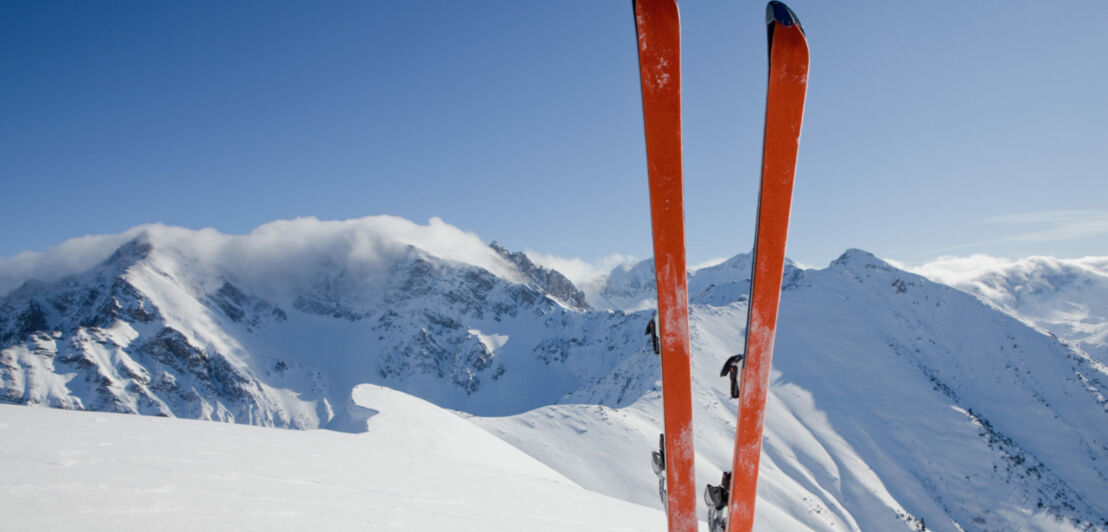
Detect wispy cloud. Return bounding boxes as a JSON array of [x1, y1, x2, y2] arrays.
[[982, 210, 1107, 225], [523, 251, 637, 289], [912, 209, 1108, 260], [982, 209, 1108, 242], [909, 254, 1018, 286]]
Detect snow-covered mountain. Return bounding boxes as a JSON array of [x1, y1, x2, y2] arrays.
[[0, 217, 641, 427], [483, 250, 1108, 531], [2, 217, 1106, 531], [915, 255, 1108, 366]]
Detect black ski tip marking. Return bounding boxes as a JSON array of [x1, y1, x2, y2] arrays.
[[766, 1, 804, 33]]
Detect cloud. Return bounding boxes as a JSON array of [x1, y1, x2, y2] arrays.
[[0, 216, 517, 298], [982, 210, 1107, 225], [906, 210, 1108, 262], [982, 209, 1108, 243], [1075, 256, 1108, 276], [910, 251, 1108, 292], [276, 216, 511, 276], [0, 225, 160, 296], [523, 251, 637, 289], [909, 254, 1018, 286]]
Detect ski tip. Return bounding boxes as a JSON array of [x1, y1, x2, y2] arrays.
[[766, 1, 804, 33]]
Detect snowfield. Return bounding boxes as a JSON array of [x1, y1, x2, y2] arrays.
[[0, 385, 668, 532]]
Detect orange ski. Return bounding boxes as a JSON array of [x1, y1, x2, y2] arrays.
[[725, 3, 809, 532], [632, 0, 697, 531]]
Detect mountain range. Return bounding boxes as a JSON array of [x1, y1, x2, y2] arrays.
[[1, 216, 1106, 531]]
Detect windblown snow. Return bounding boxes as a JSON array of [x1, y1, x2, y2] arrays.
[[914, 255, 1108, 366], [1, 217, 1106, 531]]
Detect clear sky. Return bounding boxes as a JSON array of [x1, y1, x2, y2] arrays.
[[2, 1, 1106, 269]]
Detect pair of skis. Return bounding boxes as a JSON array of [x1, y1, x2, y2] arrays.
[[633, 2, 809, 532]]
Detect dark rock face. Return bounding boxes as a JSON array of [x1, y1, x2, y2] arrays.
[[13, 302, 48, 341], [490, 242, 590, 310], [211, 282, 287, 329]]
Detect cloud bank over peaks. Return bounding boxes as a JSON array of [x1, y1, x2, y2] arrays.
[[911, 253, 1108, 288], [0, 223, 180, 296], [0, 216, 522, 297]]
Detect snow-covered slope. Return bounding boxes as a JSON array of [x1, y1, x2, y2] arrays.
[[915, 255, 1108, 365], [2, 217, 1107, 531], [0, 385, 666, 531], [481, 250, 1108, 531]]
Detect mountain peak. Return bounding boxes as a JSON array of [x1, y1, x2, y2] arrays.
[[831, 248, 891, 271], [102, 233, 156, 270], [490, 242, 589, 311]]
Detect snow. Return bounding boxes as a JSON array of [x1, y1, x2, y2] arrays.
[[914, 254, 1108, 364], [2, 217, 1107, 531], [0, 385, 670, 531], [480, 251, 1108, 531], [469, 329, 509, 353]]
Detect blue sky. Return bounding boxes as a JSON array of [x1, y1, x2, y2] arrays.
[[2, 1, 1106, 269]]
